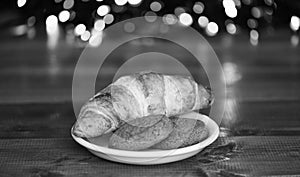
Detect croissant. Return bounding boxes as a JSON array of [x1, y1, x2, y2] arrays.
[[73, 71, 213, 138]]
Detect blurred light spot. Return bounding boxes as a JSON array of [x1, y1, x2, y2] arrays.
[[128, 0, 142, 6], [226, 23, 237, 34], [247, 18, 257, 28], [69, 11, 76, 21], [290, 16, 300, 32], [74, 24, 86, 36], [58, 10, 70, 22], [27, 16, 36, 27], [17, 0, 26, 7], [223, 0, 235, 9], [291, 35, 299, 46], [233, 0, 241, 7], [145, 11, 157, 22], [12, 25, 27, 36], [80, 30, 91, 41], [225, 6, 237, 18], [223, 62, 242, 85], [27, 27, 36, 39], [97, 5, 110, 16], [250, 29, 259, 46], [89, 31, 103, 47], [206, 22, 218, 36], [55, 0, 63, 3], [198, 16, 209, 28], [46, 15, 59, 49], [179, 13, 193, 26], [174, 7, 185, 16], [242, 0, 252, 5], [251, 7, 262, 18], [103, 14, 114, 24], [193, 2, 204, 14], [163, 14, 177, 25], [264, 0, 273, 6], [94, 19, 105, 31], [150, 1, 162, 12], [113, 5, 126, 13], [63, 0, 74, 9], [124, 22, 135, 33], [96, 0, 103, 1], [115, 0, 127, 6]]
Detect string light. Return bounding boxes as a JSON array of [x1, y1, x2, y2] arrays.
[[94, 19, 105, 31], [198, 16, 209, 28], [17, 0, 26, 7], [115, 0, 127, 6], [58, 10, 70, 23], [206, 22, 219, 36], [128, 0, 142, 6], [150, 1, 162, 12], [97, 5, 110, 16], [193, 2, 204, 14], [103, 14, 114, 24], [290, 16, 300, 31], [63, 0, 74, 9], [179, 13, 193, 26], [74, 24, 86, 36]]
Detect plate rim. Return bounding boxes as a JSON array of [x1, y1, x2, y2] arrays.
[[71, 112, 219, 158]]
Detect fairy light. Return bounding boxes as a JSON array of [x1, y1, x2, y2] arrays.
[[74, 24, 86, 36], [17, 0, 26, 7], [193, 2, 204, 14], [290, 16, 300, 31], [63, 0, 74, 9], [226, 23, 237, 34], [115, 0, 127, 6], [250, 29, 259, 46], [80, 30, 91, 41], [223, 0, 238, 18], [206, 22, 218, 36], [179, 13, 193, 26], [94, 19, 105, 31], [128, 0, 142, 6], [150, 1, 162, 12], [97, 5, 110, 16], [198, 16, 209, 28], [163, 14, 177, 25], [58, 10, 70, 23], [103, 14, 114, 24]]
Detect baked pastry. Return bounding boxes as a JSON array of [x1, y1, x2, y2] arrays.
[[108, 115, 173, 150], [153, 117, 208, 149], [73, 71, 213, 138]]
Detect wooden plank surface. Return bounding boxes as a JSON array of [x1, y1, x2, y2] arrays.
[[0, 136, 299, 177]]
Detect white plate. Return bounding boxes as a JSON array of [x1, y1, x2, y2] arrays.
[[71, 112, 219, 165]]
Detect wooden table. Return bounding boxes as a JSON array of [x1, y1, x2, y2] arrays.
[[0, 32, 300, 177]]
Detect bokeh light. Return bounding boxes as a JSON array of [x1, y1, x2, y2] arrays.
[[74, 24, 86, 36], [115, 0, 127, 6], [250, 29, 259, 46], [174, 7, 185, 16], [251, 7, 262, 18], [46, 15, 58, 34], [97, 5, 110, 16], [104, 14, 114, 24], [223, 0, 238, 18], [17, 0, 26, 7], [291, 34, 299, 46], [145, 11, 157, 22], [58, 10, 70, 23], [247, 18, 258, 28], [198, 16, 209, 28], [94, 19, 105, 31], [63, 0, 74, 9], [150, 1, 162, 12], [226, 23, 237, 34], [80, 31, 91, 41], [128, 0, 142, 6], [193, 2, 204, 14], [206, 22, 219, 36], [179, 13, 193, 26], [290, 16, 300, 31], [163, 14, 177, 25], [124, 22, 135, 33]]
